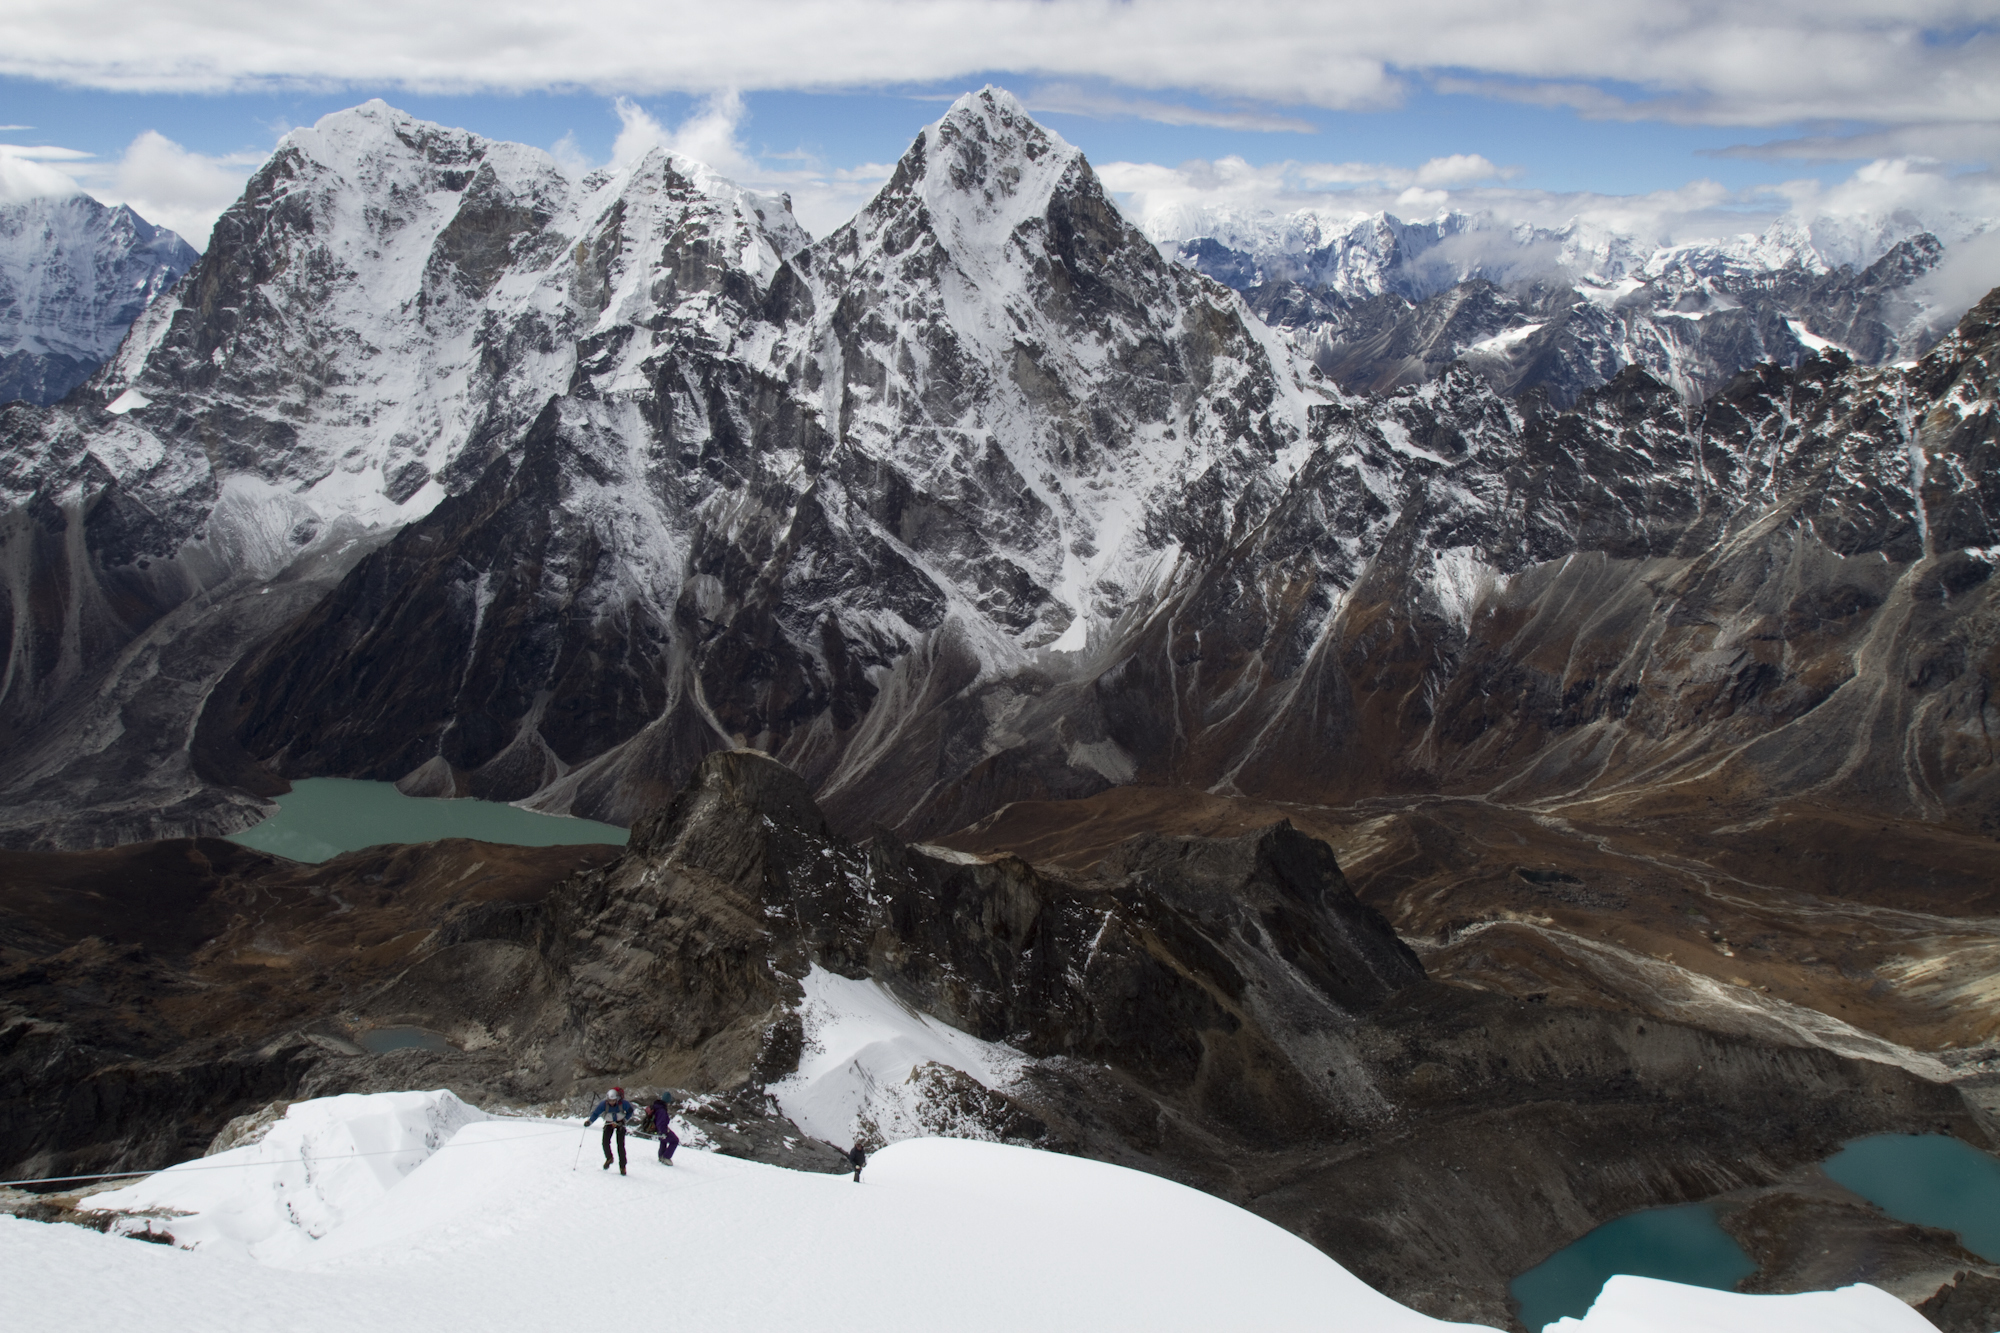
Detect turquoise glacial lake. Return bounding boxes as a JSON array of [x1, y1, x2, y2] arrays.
[[1823, 1133, 2000, 1262], [226, 777, 628, 863], [1510, 1202, 1754, 1332], [1513, 1132, 2000, 1330]]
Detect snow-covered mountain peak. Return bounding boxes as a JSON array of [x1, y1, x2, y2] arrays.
[[774, 88, 1332, 662], [0, 193, 196, 403], [54, 101, 816, 561], [912, 86, 1083, 253]]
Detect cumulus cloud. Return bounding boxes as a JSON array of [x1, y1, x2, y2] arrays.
[[4, 130, 262, 246], [1413, 154, 1513, 187], [1097, 151, 1518, 226], [584, 92, 891, 236], [105, 130, 263, 246], [1913, 228, 2000, 329], [3, 1, 1995, 138], [0, 145, 85, 202]]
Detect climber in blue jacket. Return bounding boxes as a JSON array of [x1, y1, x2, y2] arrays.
[[585, 1087, 638, 1174]]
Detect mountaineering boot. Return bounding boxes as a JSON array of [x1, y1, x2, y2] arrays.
[[602, 1160, 611, 1170], [619, 1164, 627, 1175]]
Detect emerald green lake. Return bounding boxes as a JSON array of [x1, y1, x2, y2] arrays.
[[226, 778, 628, 863], [1510, 1202, 1754, 1332], [1823, 1133, 2000, 1261]]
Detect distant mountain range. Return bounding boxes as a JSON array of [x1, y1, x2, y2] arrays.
[[0, 193, 197, 406], [1160, 207, 1953, 405]]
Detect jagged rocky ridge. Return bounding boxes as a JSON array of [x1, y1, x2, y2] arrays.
[[0, 87, 1995, 862], [1, 750, 1980, 1326], [0, 194, 197, 406], [1170, 208, 1951, 406]]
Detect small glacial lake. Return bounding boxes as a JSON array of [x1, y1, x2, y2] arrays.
[[1511, 1202, 1754, 1332], [1513, 1132, 2000, 1329], [354, 1026, 455, 1054], [226, 778, 628, 863]]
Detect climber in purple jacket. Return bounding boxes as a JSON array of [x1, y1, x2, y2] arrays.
[[647, 1094, 679, 1165]]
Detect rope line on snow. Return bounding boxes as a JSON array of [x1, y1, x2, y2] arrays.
[[0, 1121, 612, 1191]]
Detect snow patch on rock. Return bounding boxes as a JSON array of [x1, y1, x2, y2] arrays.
[[771, 964, 1028, 1146]]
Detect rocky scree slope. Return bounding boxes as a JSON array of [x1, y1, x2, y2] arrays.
[[0, 750, 1981, 1328], [1171, 208, 1951, 406], [0, 194, 196, 407]]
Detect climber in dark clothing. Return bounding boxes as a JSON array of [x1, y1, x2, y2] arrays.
[[647, 1095, 679, 1165], [848, 1143, 866, 1184], [585, 1087, 637, 1174]]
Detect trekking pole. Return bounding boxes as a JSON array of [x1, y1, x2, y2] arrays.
[[572, 1123, 586, 1172]]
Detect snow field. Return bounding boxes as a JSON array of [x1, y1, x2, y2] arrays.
[[2, 1090, 1940, 1332], [12, 1091, 1484, 1332]]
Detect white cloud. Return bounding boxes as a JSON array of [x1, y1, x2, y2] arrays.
[[1712, 122, 2000, 166], [1020, 84, 1319, 134], [1413, 154, 1513, 187], [1101, 149, 2000, 266], [100, 130, 261, 248], [2, 1, 1994, 137], [9, 130, 263, 247], [0, 145, 84, 202], [587, 93, 891, 236], [1913, 227, 2000, 330]]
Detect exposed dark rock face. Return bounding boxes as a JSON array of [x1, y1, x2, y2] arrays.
[[1718, 1176, 1995, 1304], [1920, 1270, 2000, 1333], [0, 836, 621, 1180], [529, 750, 1422, 1150]]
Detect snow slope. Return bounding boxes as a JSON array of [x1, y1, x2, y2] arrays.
[[1547, 1275, 1932, 1333], [7, 1090, 1937, 1333]]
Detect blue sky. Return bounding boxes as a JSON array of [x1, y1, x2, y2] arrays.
[[0, 76, 1897, 197], [1, 2, 1994, 255]]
